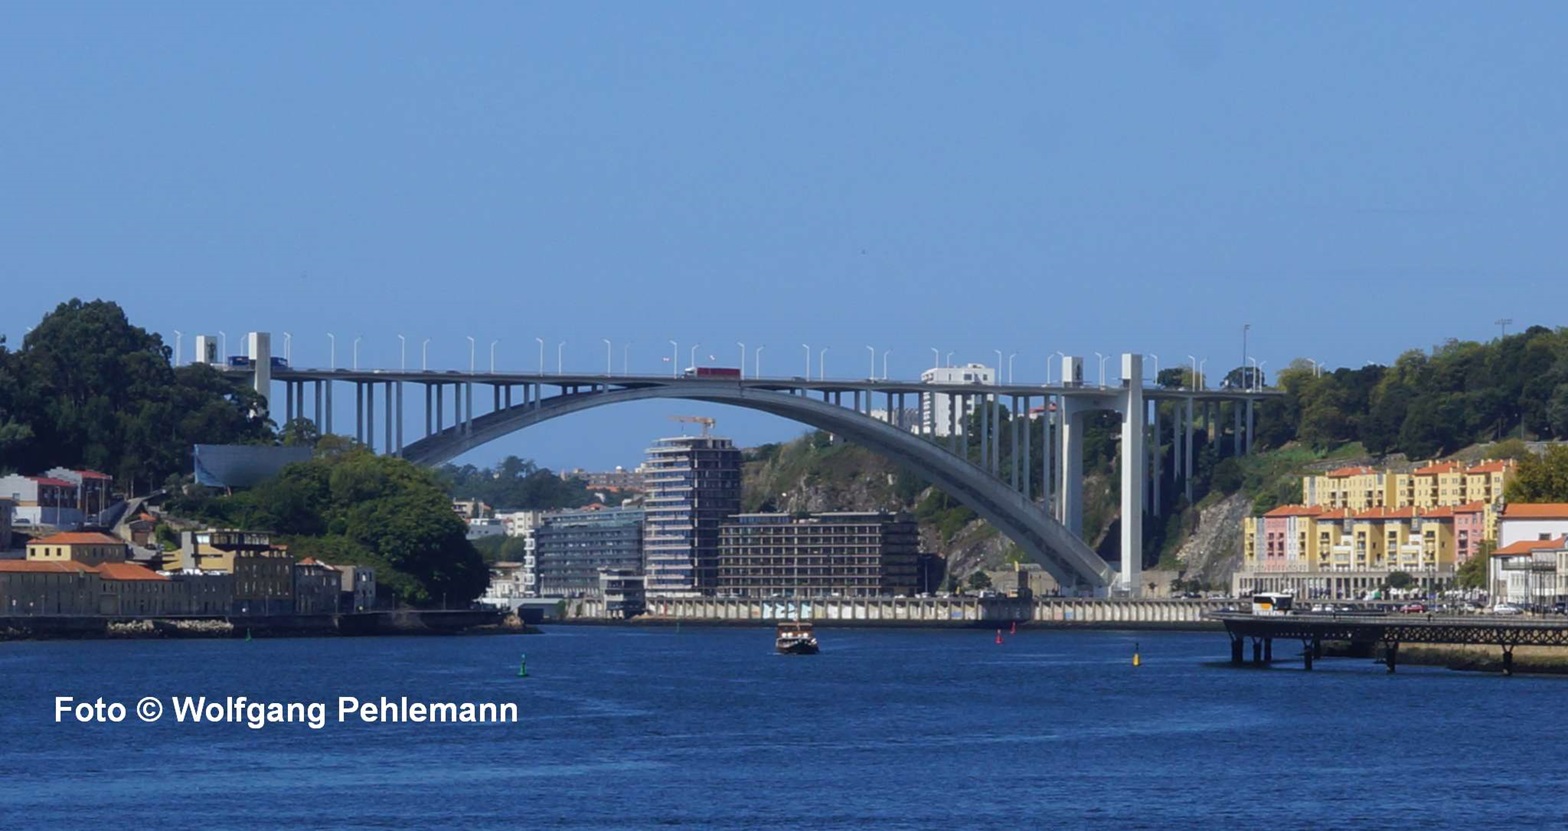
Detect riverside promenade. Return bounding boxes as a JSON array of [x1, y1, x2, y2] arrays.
[[1210, 610, 1568, 674], [587, 596, 1233, 629]]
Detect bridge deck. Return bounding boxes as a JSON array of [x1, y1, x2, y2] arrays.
[[1209, 611, 1568, 674]]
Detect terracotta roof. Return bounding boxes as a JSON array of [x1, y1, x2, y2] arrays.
[[1422, 506, 1456, 519], [94, 563, 169, 582], [1502, 504, 1568, 519], [1454, 500, 1490, 512], [0, 560, 95, 574], [73, 470, 113, 480], [1263, 505, 1323, 518], [1492, 537, 1568, 557], [1412, 461, 1463, 476], [1467, 461, 1512, 474], [28, 532, 126, 547], [31, 477, 76, 488], [1326, 466, 1375, 478], [1315, 508, 1350, 520]]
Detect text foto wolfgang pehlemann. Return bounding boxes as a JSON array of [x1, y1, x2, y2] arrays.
[[55, 695, 519, 730]]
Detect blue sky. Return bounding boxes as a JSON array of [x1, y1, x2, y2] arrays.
[[4, 3, 1566, 471]]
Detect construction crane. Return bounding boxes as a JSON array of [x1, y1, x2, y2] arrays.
[[668, 415, 715, 437]]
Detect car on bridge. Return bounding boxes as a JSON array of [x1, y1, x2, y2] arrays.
[[1490, 603, 1524, 615]]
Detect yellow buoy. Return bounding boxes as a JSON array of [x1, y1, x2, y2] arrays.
[[1132, 642, 1141, 667]]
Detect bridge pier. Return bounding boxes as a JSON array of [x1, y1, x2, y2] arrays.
[[1302, 638, 1314, 671], [1119, 354, 1144, 596], [1501, 645, 1515, 676], [1384, 640, 1399, 673], [1251, 638, 1263, 664]]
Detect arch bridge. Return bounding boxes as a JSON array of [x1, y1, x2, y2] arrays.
[[231, 338, 1275, 596]]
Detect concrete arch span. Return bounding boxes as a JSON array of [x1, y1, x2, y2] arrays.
[[401, 383, 1115, 591]]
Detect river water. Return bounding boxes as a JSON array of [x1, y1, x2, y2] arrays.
[[2, 626, 1565, 830]]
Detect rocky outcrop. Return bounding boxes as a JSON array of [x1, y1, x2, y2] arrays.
[[1170, 494, 1250, 589]]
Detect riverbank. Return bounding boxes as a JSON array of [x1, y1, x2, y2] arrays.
[[0, 610, 537, 641], [558, 615, 1222, 632]]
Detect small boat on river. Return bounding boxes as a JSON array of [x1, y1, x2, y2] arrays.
[[775, 621, 819, 655]]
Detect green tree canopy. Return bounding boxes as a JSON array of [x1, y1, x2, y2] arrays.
[[1506, 445, 1568, 504]]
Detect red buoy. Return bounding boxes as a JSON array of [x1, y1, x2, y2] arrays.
[[995, 629, 1003, 645], [1010, 621, 1017, 635]]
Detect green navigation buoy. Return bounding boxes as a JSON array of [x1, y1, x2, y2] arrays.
[[245, 627, 252, 642], [517, 653, 528, 678]]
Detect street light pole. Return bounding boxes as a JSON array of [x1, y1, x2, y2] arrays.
[[397, 334, 405, 371], [819, 347, 829, 380], [282, 332, 291, 364], [422, 338, 430, 371], [1199, 358, 1208, 389], [930, 347, 940, 370], [668, 340, 678, 378], [802, 344, 810, 378], [755, 345, 765, 377], [1094, 351, 1106, 387], [1256, 360, 1268, 391], [557, 341, 566, 375], [172, 330, 182, 366], [867, 345, 876, 380], [538, 337, 547, 376], [491, 340, 499, 373], [466, 336, 475, 374], [882, 349, 892, 381], [353, 336, 362, 371], [994, 349, 1003, 376], [737, 342, 746, 378], [219, 331, 227, 361], [689, 343, 700, 371], [327, 333, 335, 370], [945, 351, 954, 368], [1242, 323, 1250, 386], [1008, 352, 1017, 384], [1188, 355, 1197, 390], [603, 338, 613, 375]]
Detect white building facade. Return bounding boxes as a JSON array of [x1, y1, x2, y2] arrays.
[[919, 363, 995, 437]]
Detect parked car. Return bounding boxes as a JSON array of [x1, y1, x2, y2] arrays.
[[1399, 603, 1427, 614], [1490, 603, 1524, 615]]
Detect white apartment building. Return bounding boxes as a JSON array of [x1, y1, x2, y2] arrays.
[[919, 363, 995, 437]]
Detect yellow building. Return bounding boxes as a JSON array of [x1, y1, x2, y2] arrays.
[[173, 530, 294, 615], [1302, 467, 1394, 511], [26, 532, 128, 565]]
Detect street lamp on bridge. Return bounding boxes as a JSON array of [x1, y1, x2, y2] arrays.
[[930, 347, 940, 371], [219, 331, 227, 361], [754, 345, 765, 378], [945, 351, 954, 368], [668, 340, 678, 378], [538, 337, 547, 376], [491, 340, 500, 374], [557, 341, 567, 375], [353, 336, 362, 371], [327, 333, 334, 370], [283, 332, 292, 364], [689, 343, 700, 371], [819, 347, 829, 380], [172, 330, 182, 366], [397, 334, 405, 371], [1008, 352, 1017, 384], [866, 345, 876, 380], [802, 344, 810, 378], [738, 342, 746, 378], [422, 338, 431, 371], [1149, 354, 1159, 386], [603, 338, 613, 375], [882, 349, 892, 381], [466, 336, 475, 374], [1094, 351, 1108, 387]]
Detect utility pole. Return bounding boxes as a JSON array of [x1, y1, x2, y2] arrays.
[[1496, 318, 1513, 339]]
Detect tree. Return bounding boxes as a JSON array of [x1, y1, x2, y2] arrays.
[[1457, 541, 1494, 589], [1506, 445, 1568, 503], [966, 571, 992, 591], [1386, 571, 1414, 590]]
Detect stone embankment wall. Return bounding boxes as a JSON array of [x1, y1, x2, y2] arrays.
[[573, 596, 1229, 629]]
